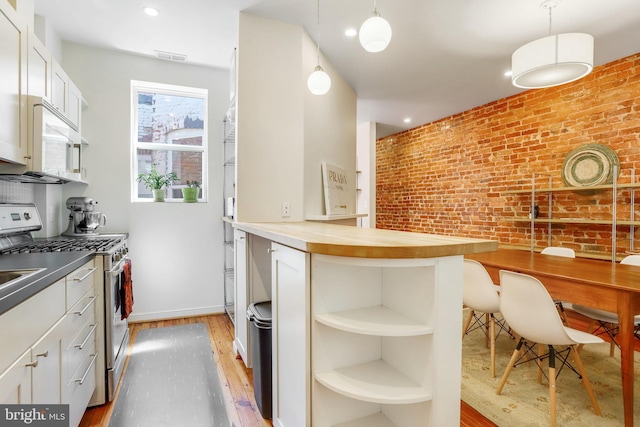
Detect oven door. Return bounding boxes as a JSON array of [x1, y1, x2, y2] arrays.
[[104, 256, 130, 401]]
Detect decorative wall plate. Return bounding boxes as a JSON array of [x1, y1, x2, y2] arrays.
[[561, 144, 620, 187]]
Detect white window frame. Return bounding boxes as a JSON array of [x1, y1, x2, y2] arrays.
[[130, 80, 208, 202]]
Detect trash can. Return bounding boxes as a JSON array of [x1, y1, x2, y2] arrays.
[[247, 301, 272, 419]]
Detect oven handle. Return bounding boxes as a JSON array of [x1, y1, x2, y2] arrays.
[[71, 266, 98, 282], [110, 256, 129, 277]]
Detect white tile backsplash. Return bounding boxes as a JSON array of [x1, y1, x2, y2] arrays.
[[0, 181, 36, 203]]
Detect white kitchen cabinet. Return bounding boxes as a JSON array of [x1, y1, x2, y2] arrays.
[[31, 318, 64, 404], [27, 32, 51, 100], [271, 242, 310, 427], [67, 79, 82, 130], [51, 59, 68, 115], [235, 222, 489, 427], [233, 229, 249, 363], [0, 0, 28, 164], [311, 255, 457, 427], [0, 258, 97, 427], [62, 259, 98, 427], [0, 351, 31, 404]]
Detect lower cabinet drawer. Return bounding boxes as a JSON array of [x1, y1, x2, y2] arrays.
[[64, 323, 97, 385], [66, 260, 97, 310], [64, 351, 98, 427]]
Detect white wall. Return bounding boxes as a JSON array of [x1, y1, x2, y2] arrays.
[[60, 42, 229, 321], [356, 121, 376, 228], [303, 28, 357, 218], [236, 13, 357, 222], [236, 14, 305, 222]]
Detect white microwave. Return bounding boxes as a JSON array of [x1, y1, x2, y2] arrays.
[[0, 97, 82, 183], [30, 97, 82, 182]]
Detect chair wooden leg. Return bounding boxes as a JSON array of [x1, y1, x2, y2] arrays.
[[548, 346, 557, 427], [490, 314, 496, 378], [462, 310, 474, 339], [497, 338, 524, 395], [570, 345, 602, 416], [537, 343, 545, 384], [485, 313, 490, 348], [609, 336, 616, 357]]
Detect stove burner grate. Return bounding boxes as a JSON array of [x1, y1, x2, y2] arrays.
[[0, 237, 124, 255]]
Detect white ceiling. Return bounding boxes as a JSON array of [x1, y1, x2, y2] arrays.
[[34, 0, 640, 137]]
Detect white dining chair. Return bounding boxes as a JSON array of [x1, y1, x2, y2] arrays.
[[462, 259, 512, 378], [541, 246, 576, 325], [496, 270, 603, 427], [572, 254, 640, 356]]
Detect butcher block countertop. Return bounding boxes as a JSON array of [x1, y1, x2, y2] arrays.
[[234, 221, 497, 258]]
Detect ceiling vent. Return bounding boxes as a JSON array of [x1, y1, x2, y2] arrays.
[[155, 50, 187, 62]]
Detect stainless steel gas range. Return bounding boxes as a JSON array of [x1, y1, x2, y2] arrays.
[[0, 203, 130, 405]]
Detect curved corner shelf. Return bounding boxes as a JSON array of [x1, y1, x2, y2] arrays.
[[333, 412, 396, 427], [315, 306, 433, 336], [315, 359, 432, 404]]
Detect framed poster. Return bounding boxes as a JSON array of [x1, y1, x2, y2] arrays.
[[321, 162, 351, 215]]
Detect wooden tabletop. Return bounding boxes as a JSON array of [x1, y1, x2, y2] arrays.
[[467, 248, 640, 294], [233, 221, 498, 259]]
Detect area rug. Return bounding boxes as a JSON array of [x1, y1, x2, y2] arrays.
[[461, 309, 640, 426], [109, 323, 232, 427]]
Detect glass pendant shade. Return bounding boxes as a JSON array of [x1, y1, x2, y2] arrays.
[[359, 13, 392, 53], [307, 65, 331, 95], [511, 33, 594, 89]]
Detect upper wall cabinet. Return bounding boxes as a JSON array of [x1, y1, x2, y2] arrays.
[[51, 60, 68, 115], [27, 32, 51, 101], [0, 1, 28, 165], [51, 59, 82, 129]]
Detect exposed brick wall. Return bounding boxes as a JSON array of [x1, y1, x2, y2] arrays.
[[376, 53, 640, 259]]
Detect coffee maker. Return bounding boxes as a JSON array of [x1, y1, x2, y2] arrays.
[[62, 197, 107, 236]]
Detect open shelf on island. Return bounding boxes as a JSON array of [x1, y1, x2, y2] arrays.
[[315, 359, 433, 405], [333, 412, 396, 427], [315, 306, 433, 336]]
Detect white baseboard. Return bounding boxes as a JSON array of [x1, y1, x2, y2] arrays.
[[127, 305, 225, 323]]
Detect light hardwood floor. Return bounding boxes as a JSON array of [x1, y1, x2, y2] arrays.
[[80, 313, 495, 427]]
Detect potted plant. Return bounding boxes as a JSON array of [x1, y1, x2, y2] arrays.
[[137, 163, 178, 202], [182, 180, 200, 203]]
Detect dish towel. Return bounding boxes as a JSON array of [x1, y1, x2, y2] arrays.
[[120, 258, 134, 320]]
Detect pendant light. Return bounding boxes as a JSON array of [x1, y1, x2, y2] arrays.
[[307, 0, 331, 95], [511, 0, 593, 89], [359, 0, 392, 53]]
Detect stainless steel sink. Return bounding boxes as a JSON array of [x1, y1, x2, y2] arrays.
[[0, 269, 45, 289]]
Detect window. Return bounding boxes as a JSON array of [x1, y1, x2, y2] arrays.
[[131, 80, 208, 202]]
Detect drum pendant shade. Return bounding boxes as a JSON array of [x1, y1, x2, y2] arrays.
[[511, 33, 593, 89]]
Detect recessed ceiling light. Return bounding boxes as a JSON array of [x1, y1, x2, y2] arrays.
[[345, 28, 357, 37], [143, 6, 159, 16], [403, 118, 411, 123]]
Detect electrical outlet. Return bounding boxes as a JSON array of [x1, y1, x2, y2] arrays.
[[281, 202, 291, 218]]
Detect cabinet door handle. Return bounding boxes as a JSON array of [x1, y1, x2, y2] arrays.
[[74, 296, 96, 316], [75, 324, 98, 350], [267, 248, 277, 253], [71, 267, 98, 282], [26, 350, 49, 367], [73, 354, 97, 385]]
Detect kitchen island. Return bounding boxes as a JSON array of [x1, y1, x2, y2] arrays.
[[233, 221, 497, 427]]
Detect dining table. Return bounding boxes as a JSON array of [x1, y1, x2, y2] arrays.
[[466, 248, 640, 427]]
